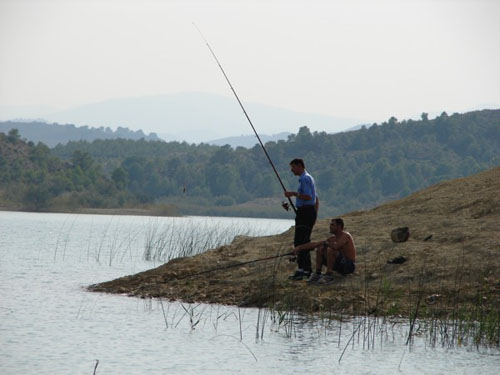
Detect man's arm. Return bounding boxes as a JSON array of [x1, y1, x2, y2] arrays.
[[292, 240, 325, 255], [285, 176, 313, 201], [284, 191, 312, 200], [327, 233, 349, 251]]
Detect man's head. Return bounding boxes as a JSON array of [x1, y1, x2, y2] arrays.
[[289, 158, 305, 176], [329, 217, 344, 234]]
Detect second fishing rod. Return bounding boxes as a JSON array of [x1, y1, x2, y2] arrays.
[[194, 24, 297, 214], [169, 251, 294, 281]]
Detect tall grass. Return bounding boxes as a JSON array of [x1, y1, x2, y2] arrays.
[[142, 217, 270, 262], [148, 297, 497, 361], [54, 215, 143, 265], [53, 215, 283, 266]]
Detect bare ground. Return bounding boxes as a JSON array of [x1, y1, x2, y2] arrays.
[[89, 166, 500, 317]]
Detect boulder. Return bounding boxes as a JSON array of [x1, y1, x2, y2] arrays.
[[391, 227, 410, 243]]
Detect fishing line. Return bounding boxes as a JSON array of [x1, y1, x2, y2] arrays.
[[169, 251, 294, 281], [193, 23, 297, 214]]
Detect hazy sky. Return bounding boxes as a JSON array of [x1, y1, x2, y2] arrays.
[[1, 0, 499, 124]]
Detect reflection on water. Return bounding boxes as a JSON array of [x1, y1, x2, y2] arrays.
[[0, 211, 498, 375]]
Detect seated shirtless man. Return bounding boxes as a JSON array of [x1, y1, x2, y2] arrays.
[[292, 217, 356, 284]]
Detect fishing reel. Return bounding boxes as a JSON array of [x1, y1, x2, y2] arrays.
[[281, 200, 290, 211]]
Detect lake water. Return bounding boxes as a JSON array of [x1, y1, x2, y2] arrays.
[[0, 211, 498, 374]]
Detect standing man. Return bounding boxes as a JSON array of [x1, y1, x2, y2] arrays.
[[284, 158, 318, 280]]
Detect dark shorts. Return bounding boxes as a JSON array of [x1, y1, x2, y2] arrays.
[[322, 252, 355, 275]]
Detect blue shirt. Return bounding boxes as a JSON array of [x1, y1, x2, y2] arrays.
[[296, 171, 316, 207]]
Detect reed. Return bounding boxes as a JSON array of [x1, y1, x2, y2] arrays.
[[150, 294, 497, 363], [81, 216, 141, 265], [142, 218, 269, 262], [53, 215, 72, 261]]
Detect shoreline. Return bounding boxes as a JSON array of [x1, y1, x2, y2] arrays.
[[88, 167, 500, 321], [0, 206, 180, 217]]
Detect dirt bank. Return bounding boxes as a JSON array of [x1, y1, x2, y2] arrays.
[[89, 166, 500, 316]]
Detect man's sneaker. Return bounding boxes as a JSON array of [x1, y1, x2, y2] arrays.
[[317, 273, 334, 285], [307, 273, 322, 284], [288, 270, 311, 281]]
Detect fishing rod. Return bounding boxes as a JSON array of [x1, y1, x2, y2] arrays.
[[194, 24, 297, 214], [170, 251, 293, 281]]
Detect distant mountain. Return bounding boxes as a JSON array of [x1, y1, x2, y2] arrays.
[[0, 121, 160, 147], [344, 123, 371, 132], [206, 122, 375, 149], [207, 132, 292, 148], [38, 92, 363, 143], [0, 104, 58, 121]]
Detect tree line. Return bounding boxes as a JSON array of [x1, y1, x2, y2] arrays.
[[0, 129, 134, 211], [0, 120, 160, 148], [1, 109, 499, 217]]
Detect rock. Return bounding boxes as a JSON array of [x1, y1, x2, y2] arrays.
[[387, 256, 407, 264], [391, 227, 410, 243], [425, 294, 442, 305]]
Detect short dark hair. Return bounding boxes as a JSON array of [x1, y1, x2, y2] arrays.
[[332, 217, 344, 229], [289, 158, 305, 168]]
